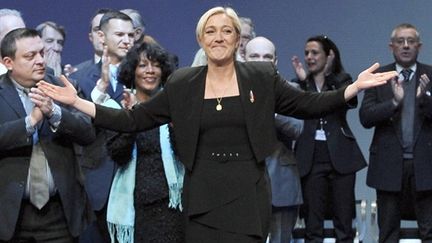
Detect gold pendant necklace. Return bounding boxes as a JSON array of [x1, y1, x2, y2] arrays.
[[216, 99, 222, 111], [209, 79, 233, 112]]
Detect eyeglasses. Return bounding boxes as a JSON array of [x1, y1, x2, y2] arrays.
[[392, 38, 419, 46]]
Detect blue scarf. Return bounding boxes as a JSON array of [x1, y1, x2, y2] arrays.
[[103, 100, 184, 243]]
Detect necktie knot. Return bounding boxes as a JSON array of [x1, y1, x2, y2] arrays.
[[23, 88, 30, 96], [401, 69, 412, 82]]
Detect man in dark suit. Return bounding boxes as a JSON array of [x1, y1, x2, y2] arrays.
[[0, 28, 95, 242], [72, 9, 112, 75], [360, 23, 432, 242], [36, 21, 66, 78], [69, 10, 135, 243]]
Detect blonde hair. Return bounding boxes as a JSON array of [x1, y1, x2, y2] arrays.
[[191, 48, 207, 67], [195, 6, 241, 42]]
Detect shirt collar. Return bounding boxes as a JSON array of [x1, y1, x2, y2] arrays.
[[9, 76, 30, 95], [396, 63, 416, 74]]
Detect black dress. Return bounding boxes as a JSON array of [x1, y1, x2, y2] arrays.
[[108, 128, 184, 243], [184, 96, 271, 243]]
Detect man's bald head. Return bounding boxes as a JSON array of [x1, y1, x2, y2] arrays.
[[245, 36, 277, 64], [0, 9, 25, 44]]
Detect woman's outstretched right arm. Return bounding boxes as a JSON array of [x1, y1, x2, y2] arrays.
[[36, 75, 96, 118]]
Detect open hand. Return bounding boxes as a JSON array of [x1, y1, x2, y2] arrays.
[[344, 63, 398, 101], [36, 75, 78, 106], [355, 63, 397, 91]]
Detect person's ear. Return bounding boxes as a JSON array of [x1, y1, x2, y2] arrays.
[[328, 49, 335, 58], [97, 30, 105, 45], [3, 57, 13, 70], [134, 28, 143, 40], [388, 41, 394, 52]]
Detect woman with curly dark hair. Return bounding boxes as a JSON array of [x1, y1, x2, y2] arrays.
[[106, 42, 184, 243]]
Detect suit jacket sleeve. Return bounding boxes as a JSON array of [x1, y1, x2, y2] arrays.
[[274, 114, 303, 139], [56, 106, 96, 146], [46, 74, 96, 146], [0, 118, 29, 152], [271, 67, 349, 119], [358, 64, 409, 128], [94, 85, 171, 132]]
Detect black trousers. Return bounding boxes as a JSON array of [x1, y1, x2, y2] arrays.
[[1, 194, 76, 243], [377, 159, 432, 243], [301, 162, 356, 243]]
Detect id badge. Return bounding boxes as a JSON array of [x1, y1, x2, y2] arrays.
[[314, 129, 327, 141]]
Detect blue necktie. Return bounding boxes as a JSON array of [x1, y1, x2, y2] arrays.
[[401, 69, 412, 82], [110, 65, 118, 93], [401, 69, 415, 152], [22, 89, 38, 143]]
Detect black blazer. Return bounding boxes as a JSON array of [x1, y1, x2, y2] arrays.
[[94, 62, 349, 171], [0, 73, 96, 240], [360, 62, 432, 191], [93, 61, 350, 236], [295, 73, 367, 176]]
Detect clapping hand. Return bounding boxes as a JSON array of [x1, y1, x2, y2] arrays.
[[96, 45, 111, 92], [63, 64, 78, 77], [121, 89, 137, 110], [291, 55, 307, 81], [417, 74, 430, 98], [29, 86, 55, 117], [390, 77, 404, 106], [44, 48, 62, 77]]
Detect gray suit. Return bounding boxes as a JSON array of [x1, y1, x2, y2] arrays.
[[266, 114, 303, 243]]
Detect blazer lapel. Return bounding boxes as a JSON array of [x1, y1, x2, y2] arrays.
[[182, 66, 207, 170], [382, 63, 405, 146], [0, 75, 26, 117], [235, 62, 259, 141], [412, 63, 428, 143], [110, 82, 124, 102]]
